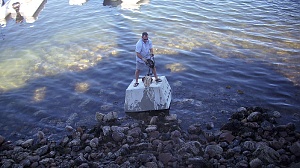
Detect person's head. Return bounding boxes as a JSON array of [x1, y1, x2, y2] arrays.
[[142, 32, 148, 42]]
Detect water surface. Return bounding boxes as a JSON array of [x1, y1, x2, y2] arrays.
[[0, 0, 299, 140]]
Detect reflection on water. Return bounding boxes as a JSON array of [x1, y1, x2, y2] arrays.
[[0, 0, 299, 140]]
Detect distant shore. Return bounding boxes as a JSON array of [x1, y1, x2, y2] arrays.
[[1, 106, 299, 167]]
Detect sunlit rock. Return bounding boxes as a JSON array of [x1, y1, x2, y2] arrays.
[[75, 82, 89, 93], [165, 63, 186, 72]]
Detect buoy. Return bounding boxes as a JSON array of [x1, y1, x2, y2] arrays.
[[125, 76, 171, 112]]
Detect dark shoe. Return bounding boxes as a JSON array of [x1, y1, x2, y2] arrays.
[[134, 83, 139, 87], [155, 79, 162, 82]]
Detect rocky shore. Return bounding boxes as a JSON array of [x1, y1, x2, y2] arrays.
[[1, 107, 299, 168]]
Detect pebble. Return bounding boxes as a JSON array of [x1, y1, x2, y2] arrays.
[[0, 106, 299, 167]]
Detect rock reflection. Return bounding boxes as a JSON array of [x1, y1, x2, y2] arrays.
[[103, 0, 150, 10]]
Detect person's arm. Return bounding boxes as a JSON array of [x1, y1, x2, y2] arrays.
[[150, 48, 154, 57], [136, 52, 147, 62]]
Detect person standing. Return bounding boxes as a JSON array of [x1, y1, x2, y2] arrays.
[[134, 32, 162, 87]]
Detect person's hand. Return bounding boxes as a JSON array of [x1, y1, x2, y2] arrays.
[[142, 58, 147, 62]]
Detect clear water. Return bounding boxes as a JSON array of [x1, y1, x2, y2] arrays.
[[0, 0, 299, 140]]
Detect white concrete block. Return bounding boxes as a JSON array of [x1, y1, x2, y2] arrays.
[[125, 76, 172, 112]]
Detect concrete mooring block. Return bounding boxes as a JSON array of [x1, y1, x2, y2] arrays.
[[124, 76, 172, 112]]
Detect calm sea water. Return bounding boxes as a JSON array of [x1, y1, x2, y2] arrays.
[[0, 0, 299, 140]]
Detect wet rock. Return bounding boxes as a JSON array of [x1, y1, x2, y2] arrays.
[[206, 122, 214, 130], [273, 111, 281, 118], [102, 126, 111, 136], [0, 135, 5, 145], [95, 112, 105, 122], [188, 124, 202, 134], [103, 111, 118, 122], [247, 112, 262, 122]]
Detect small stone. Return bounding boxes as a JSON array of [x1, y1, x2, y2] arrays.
[[103, 111, 118, 122], [102, 126, 111, 136], [127, 127, 141, 138], [273, 111, 281, 118], [21, 139, 34, 148], [206, 122, 214, 130], [247, 112, 262, 122], [0, 135, 5, 145], [249, 158, 263, 168], [95, 112, 104, 122], [112, 131, 125, 142], [289, 141, 300, 157], [158, 153, 173, 165], [243, 141, 257, 151], [145, 125, 157, 133], [219, 131, 235, 143], [90, 138, 99, 148], [65, 125, 73, 132], [165, 114, 177, 121], [35, 145, 49, 156], [205, 145, 223, 157], [150, 116, 158, 125]]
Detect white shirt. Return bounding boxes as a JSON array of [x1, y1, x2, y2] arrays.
[[135, 38, 153, 63]]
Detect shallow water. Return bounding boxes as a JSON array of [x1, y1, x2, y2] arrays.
[[0, 0, 299, 140]]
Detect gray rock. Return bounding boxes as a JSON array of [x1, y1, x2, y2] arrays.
[[21, 139, 34, 148], [273, 111, 281, 118], [289, 141, 300, 156], [112, 131, 125, 142], [254, 143, 281, 164], [145, 125, 157, 133], [145, 162, 158, 168], [165, 114, 177, 121], [269, 140, 283, 150], [249, 158, 263, 168], [69, 138, 81, 146], [188, 124, 202, 134], [90, 138, 99, 148], [187, 157, 206, 166], [158, 153, 173, 165], [184, 141, 203, 155], [243, 141, 257, 151], [102, 126, 111, 136], [127, 127, 142, 138], [247, 112, 262, 122], [205, 145, 223, 157], [95, 112, 104, 122], [103, 111, 118, 122], [35, 145, 49, 156], [0, 135, 5, 145], [1, 159, 14, 168], [206, 122, 214, 130], [150, 116, 158, 125]]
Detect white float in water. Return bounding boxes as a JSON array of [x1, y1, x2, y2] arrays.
[[125, 76, 172, 112]]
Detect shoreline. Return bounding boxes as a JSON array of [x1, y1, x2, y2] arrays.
[[1, 106, 299, 167]]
